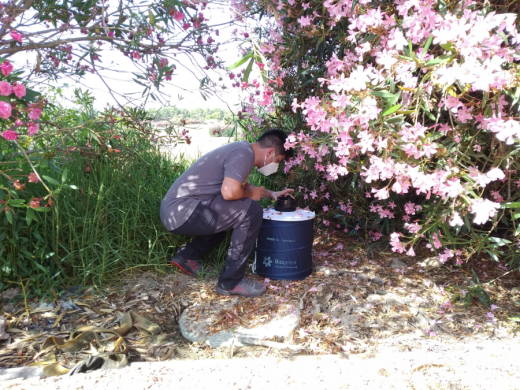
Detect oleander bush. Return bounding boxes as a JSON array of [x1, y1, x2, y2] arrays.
[[230, 0, 520, 266]]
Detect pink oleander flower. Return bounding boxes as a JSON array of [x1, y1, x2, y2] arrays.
[[28, 122, 39, 136], [438, 248, 454, 264], [298, 15, 313, 27], [490, 190, 504, 203], [27, 104, 42, 120], [173, 11, 184, 21], [0, 81, 12, 96], [10, 30, 23, 42], [2, 130, 18, 140], [28, 172, 39, 183], [29, 197, 41, 209], [12, 83, 26, 98], [0, 101, 12, 119], [372, 232, 382, 241], [0, 60, 13, 76], [159, 58, 169, 68], [389, 232, 406, 253], [14, 119, 23, 126]]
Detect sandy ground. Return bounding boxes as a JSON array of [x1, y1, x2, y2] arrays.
[[158, 123, 234, 160], [3, 342, 520, 390]]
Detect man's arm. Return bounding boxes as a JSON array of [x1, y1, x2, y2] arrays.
[[244, 182, 274, 199], [244, 183, 294, 200], [222, 177, 264, 201]]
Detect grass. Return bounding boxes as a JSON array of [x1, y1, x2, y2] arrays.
[[53, 151, 192, 288]]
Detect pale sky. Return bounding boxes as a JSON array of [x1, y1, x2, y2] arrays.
[[11, 3, 249, 112]]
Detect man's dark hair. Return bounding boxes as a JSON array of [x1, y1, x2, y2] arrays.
[[257, 129, 294, 161]]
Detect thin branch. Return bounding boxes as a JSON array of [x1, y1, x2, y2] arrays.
[[13, 140, 52, 194]]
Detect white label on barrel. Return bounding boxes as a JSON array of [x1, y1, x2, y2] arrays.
[[262, 207, 316, 222]]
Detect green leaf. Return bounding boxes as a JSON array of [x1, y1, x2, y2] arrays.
[[385, 115, 404, 124], [382, 104, 402, 116], [488, 237, 512, 247], [61, 167, 68, 184], [440, 42, 455, 52], [369, 90, 395, 99], [420, 35, 433, 60], [42, 175, 61, 186], [485, 249, 499, 262], [408, 39, 414, 59], [5, 209, 13, 224], [500, 202, 520, 209], [226, 52, 253, 71], [242, 57, 254, 82], [316, 35, 324, 51], [24, 88, 41, 103], [7, 199, 25, 207], [424, 55, 454, 67]]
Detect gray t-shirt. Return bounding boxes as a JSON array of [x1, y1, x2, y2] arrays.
[[160, 141, 255, 231]]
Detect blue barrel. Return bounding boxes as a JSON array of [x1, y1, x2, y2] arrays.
[[253, 208, 315, 281]]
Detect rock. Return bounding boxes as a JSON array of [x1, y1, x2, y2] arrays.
[[311, 286, 334, 314], [366, 294, 383, 303], [370, 277, 384, 286], [2, 303, 14, 313], [0, 317, 9, 340], [178, 298, 301, 348], [390, 258, 407, 269], [420, 256, 442, 270], [357, 274, 368, 282], [315, 266, 338, 276], [340, 314, 360, 325], [350, 304, 370, 314], [375, 290, 388, 295], [35, 301, 55, 310], [1, 288, 21, 302], [367, 293, 405, 306], [414, 312, 433, 328], [60, 300, 82, 311]]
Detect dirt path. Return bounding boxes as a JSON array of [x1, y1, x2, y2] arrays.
[[3, 344, 520, 389], [1, 234, 520, 386]]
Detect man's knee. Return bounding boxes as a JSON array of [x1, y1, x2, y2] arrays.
[[247, 201, 263, 226]]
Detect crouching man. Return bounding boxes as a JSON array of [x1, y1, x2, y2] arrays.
[[160, 129, 294, 297]]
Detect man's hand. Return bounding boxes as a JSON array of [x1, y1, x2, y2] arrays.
[[271, 188, 295, 200], [245, 186, 265, 201]]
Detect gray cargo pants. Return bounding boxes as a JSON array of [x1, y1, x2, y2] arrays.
[[168, 195, 263, 290]]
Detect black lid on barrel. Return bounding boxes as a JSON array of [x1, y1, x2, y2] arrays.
[[274, 195, 296, 212]]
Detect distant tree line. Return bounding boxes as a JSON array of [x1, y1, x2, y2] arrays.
[[150, 107, 233, 122]]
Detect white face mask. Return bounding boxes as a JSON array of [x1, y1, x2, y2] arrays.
[[257, 151, 279, 176]]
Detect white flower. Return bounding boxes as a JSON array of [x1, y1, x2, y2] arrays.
[[388, 28, 408, 51], [449, 211, 464, 227], [486, 167, 505, 181], [470, 198, 500, 225]]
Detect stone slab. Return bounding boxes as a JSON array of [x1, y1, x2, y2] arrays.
[[178, 297, 300, 348]]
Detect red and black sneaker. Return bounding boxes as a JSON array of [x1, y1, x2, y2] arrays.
[[216, 278, 266, 298], [171, 255, 202, 277]]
